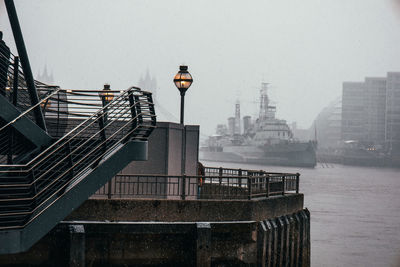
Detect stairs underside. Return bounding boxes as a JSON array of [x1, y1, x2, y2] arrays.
[[0, 140, 147, 254]]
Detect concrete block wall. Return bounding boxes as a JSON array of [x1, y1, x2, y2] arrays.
[[0, 209, 310, 266]]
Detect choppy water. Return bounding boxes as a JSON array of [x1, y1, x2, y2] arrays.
[[203, 161, 400, 267]]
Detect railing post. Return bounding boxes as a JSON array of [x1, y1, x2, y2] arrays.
[[134, 95, 143, 124], [282, 175, 286, 196], [219, 167, 223, 185], [145, 92, 157, 133], [128, 91, 137, 130], [296, 173, 300, 194], [181, 174, 186, 200], [266, 176, 270, 198], [7, 57, 20, 164], [12, 56, 19, 106], [238, 168, 242, 188], [247, 177, 252, 200], [107, 180, 112, 199]]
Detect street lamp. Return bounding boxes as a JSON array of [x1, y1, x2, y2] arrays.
[[173, 65, 193, 124], [99, 84, 114, 123], [99, 84, 114, 105]]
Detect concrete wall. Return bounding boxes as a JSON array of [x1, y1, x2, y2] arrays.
[[69, 194, 304, 222], [119, 122, 199, 176], [93, 122, 200, 199], [0, 209, 311, 267]]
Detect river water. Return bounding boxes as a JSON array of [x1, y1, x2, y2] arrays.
[[202, 161, 400, 267]]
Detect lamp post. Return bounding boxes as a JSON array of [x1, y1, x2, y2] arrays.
[[173, 65, 193, 124], [99, 84, 114, 123], [99, 84, 114, 105]]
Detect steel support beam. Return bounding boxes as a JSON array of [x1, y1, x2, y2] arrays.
[[4, 0, 47, 131]]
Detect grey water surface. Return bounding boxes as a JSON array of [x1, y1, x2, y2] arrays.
[[203, 161, 400, 267]]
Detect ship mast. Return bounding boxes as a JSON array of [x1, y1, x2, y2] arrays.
[[259, 82, 270, 120], [235, 101, 241, 134]]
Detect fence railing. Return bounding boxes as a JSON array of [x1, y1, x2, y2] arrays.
[[93, 167, 300, 200]]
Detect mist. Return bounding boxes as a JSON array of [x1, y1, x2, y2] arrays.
[[1, 0, 400, 135]]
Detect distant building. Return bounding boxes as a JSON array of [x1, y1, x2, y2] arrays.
[[341, 82, 366, 142], [341, 78, 386, 146], [341, 73, 400, 154], [364, 77, 386, 143], [312, 97, 341, 148], [138, 70, 157, 101], [386, 72, 400, 154], [36, 65, 54, 84]]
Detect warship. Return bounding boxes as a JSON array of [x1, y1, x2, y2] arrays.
[[200, 83, 317, 168]]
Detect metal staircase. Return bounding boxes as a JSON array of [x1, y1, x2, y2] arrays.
[[0, 52, 156, 254]]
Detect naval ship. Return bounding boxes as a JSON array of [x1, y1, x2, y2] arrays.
[[200, 83, 317, 168]]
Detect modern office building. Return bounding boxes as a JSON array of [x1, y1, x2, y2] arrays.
[[386, 72, 400, 154], [364, 77, 387, 144], [341, 81, 367, 142], [341, 73, 400, 153]]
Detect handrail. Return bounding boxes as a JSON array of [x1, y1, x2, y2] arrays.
[[92, 169, 300, 200], [0, 87, 61, 133], [0, 87, 153, 167], [204, 166, 299, 177], [0, 86, 156, 229]]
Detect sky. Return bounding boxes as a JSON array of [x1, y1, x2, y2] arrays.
[[1, 0, 400, 136]]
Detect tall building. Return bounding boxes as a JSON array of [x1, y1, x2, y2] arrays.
[[386, 72, 400, 154], [341, 82, 366, 142], [364, 77, 386, 144], [341, 73, 399, 152]]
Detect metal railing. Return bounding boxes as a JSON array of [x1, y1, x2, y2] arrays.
[[1, 51, 58, 113], [0, 86, 156, 229], [93, 167, 300, 200]]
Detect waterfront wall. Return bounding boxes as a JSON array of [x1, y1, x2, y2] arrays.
[[68, 194, 303, 222], [0, 209, 310, 267]]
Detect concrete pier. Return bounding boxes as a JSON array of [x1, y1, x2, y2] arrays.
[[0, 196, 310, 266]]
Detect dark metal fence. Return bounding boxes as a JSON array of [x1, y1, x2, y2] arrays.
[[93, 167, 300, 200]]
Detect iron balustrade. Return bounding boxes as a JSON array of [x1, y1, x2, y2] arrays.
[[93, 167, 300, 200], [0, 86, 156, 230]]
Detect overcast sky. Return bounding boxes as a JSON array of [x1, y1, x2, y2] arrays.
[[1, 0, 400, 136]]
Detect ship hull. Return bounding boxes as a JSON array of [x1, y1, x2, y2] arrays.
[[200, 143, 317, 168]]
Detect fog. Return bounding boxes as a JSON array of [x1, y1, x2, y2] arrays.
[[1, 0, 400, 135]]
